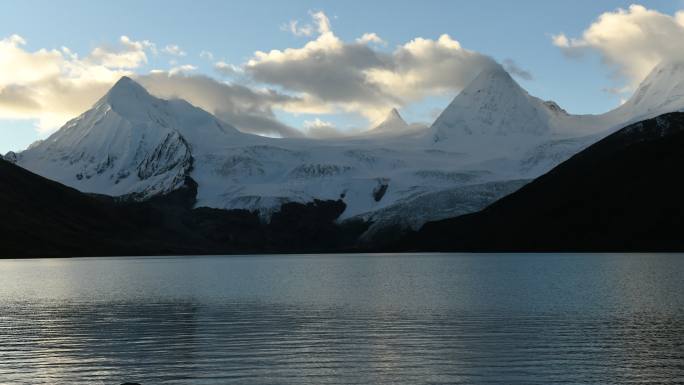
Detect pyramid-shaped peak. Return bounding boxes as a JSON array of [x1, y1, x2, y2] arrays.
[[114, 75, 136, 86], [97, 76, 158, 119], [371, 107, 409, 134], [383, 108, 405, 122], [613, 59, 684, 119], [478, 63, 511, 76], [430, 63, 550, 141], [104, 76, 151, 103], [462, 64, 517, 91], [110, 76, 145, 91]]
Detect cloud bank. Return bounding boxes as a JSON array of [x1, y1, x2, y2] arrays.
[[137, 72, 305, 137], [248, 11, 497, 121], [0, 34, 139, 131], [0, 10, 522, 140], [553, 5, 684, 88], [0, 34, 303, 137]]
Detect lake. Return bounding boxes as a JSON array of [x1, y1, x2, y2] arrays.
[[0, 253, 683, 384]]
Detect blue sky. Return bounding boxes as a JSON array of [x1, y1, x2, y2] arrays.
[[1, 0, 683, 153]]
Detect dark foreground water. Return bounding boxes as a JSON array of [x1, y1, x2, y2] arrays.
[[0, 254, 683, 384]]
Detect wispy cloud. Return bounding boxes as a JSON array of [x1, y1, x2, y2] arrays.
[[502, 59, 533, 81], [137, 72, 305, 138], [214, 61, 243, 77], [162, 44, 186, 57], [199, 50, 214, 61]]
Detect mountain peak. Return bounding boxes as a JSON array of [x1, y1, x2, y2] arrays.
[[462, 64, 516, 94], [370, 107, 409, 134], [114, 75, 135, 85], [97, 76, 157, 119], [102, 76, 151, 105], [107, 76, 147, 95], [613, 59, 684, 121], [382, 108, 405, 124], [430, 64, 551, 141], [476, 63, 512, 77]]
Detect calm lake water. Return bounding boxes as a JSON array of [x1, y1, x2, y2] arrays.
[[0, 253, 683, 384]]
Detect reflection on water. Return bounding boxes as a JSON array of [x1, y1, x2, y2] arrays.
[[0, 254, 683, 384]]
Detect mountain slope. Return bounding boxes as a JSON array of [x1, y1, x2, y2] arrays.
[[368, 108, 410, 135], [14, 60, 684, 239], [608, 60, 684, 124], [15, 77, 526, 225], [0, 158, 367, 258], [0, 157, 165, 257], [16, 76, 241, 200], [407, 112, 684, 251], [429, 65, 553, 142]]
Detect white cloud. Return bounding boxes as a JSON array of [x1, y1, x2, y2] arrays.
[[310, 11, 331, 34], [244, 12, 494, 121], [282, 20, 314, 37], [551, 34, 570, 48], [502, 59, 533, 81], [0, 34, 310, 138], [89, 35, 152, 68], [136, 72, 305, 137], [302, 117, 340, 138], [365, 34, 495, 103], [168, 64, 197, 75], [0, 11, 511, 140], [0, 34, 150, 131], [282, 11, 333, 38], [247, 12, 496, 121], [162, 44, 186, 56], [214, 61, 243, 77], [303, 117, 334, 129], [356, 33, 386, 45], [553, 4, 684, 88], [200, 50, 214, 60]]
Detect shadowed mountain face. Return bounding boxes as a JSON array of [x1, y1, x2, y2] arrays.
[[13, 61, 684, 241], [0, 157, 166, 257], [0, 160, 367, 258], [406, 112, 684, 252]]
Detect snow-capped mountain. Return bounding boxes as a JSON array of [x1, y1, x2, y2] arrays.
[[360, 108, 427, 138], [423, 64, 604, 171], [430, 66, 553, 142], [369, 108, 410, 134], [607, 60, 684, 124], [13, 60, 684, 238], [18, 77, 241, 199]]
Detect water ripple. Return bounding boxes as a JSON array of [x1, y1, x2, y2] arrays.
[[0, 254, 683, 384]]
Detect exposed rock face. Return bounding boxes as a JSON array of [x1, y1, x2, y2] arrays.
[[2, 151, 17, 163]]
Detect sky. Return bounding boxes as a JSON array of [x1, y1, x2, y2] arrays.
[[1, 0, 684, 153]]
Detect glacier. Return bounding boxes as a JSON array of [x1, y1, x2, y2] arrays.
[[12, 61, 684, 236]]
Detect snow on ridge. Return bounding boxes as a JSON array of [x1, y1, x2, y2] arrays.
[[429, 64, 552, 141], [15, 60, 684, 233]]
